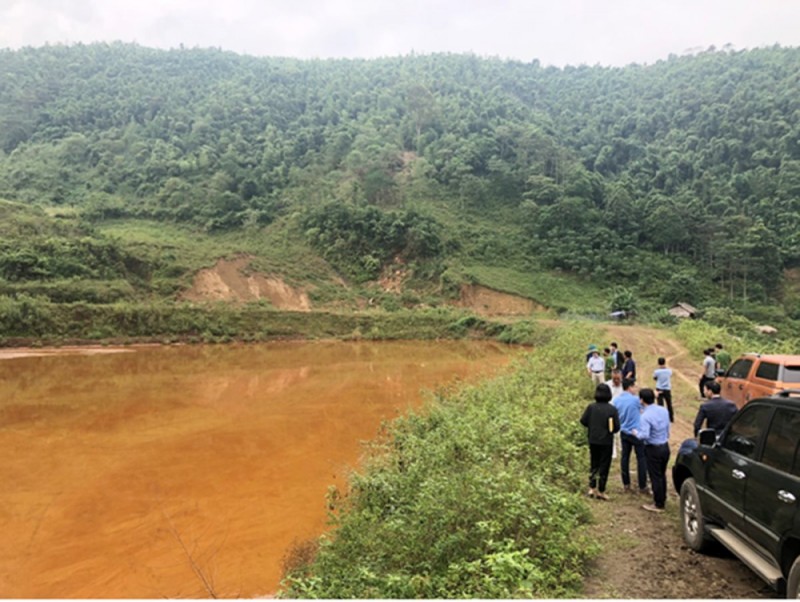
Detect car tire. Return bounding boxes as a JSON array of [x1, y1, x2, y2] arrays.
[[680, 478, 711, 552], [788, 556, 800, 598]]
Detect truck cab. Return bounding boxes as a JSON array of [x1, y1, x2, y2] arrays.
[[720, 354, 800, 409]]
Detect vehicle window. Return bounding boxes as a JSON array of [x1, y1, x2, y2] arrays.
[[784, 365, 800, 384], [761, 409, 800, 474], [721, 405, 772, 458], [727, 359, 753, 379], [755, 362, 779, 381]]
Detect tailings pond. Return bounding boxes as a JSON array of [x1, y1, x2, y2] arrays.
[[0, 340, 521, 598]]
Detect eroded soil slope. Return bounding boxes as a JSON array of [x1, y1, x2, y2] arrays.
[[180, 256, 311, 311], [455, 284, 546, 316]]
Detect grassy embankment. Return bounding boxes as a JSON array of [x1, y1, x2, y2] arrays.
[[279, 321, 603, 599]]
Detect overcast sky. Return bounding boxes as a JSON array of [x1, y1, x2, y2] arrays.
[[1, 0, 799, 67]]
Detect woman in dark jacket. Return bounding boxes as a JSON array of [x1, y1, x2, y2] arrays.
[[580, 383, 620, 500]]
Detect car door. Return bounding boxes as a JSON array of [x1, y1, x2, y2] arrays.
[[743, 407, 800, 559], [722, 358, 755, 408], [703, 404, 772, 531], [748, 361, 781, 403]]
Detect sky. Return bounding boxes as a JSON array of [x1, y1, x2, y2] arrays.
[[1, 0, 799, 67]]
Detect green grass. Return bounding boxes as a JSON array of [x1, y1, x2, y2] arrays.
[[97, 216, 343, 287], [463, 265, 608, 314]]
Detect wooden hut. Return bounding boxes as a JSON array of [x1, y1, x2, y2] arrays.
[[668, 302, 699, 319]]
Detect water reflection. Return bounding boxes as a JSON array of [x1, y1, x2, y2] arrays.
[[0, 340, 519, 598]]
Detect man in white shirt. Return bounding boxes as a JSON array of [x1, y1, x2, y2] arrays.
[[699, 348, 717, 400], [587, 350, 606, 386]]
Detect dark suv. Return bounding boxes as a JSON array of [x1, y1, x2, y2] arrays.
[[672, 390, 800, 597]]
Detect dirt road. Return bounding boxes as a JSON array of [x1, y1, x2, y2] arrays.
[[581, 323, 777, 599]]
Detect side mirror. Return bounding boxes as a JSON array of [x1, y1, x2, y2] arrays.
[[698, 429, 717, 446]]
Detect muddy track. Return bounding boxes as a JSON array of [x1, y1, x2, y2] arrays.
[[581, 323, 777, 599]]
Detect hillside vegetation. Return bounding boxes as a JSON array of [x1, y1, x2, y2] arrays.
[[1, 43, 799, 341]]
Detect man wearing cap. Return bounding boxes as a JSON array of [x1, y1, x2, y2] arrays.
[[587, 349, 606, 386]]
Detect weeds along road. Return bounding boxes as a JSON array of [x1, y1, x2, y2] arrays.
[[581, 323, 777, 599]]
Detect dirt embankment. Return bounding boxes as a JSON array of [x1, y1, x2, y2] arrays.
[[180, 256, 311, 311], [582, 324, 776, 599], [454, 284, 546, 316], [182, 257, 545, 318]]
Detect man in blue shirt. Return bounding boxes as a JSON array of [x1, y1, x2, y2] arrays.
[[614, 379, 649, 494], [638, 388, 671, 512], [653, 357, 674, 422]]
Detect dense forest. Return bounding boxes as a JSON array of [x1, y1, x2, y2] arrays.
[[1, 42, 799, 338]]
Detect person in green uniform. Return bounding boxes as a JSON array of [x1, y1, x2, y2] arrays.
[[715, 343, 731, 374]]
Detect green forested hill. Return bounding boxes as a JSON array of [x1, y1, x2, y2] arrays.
[[1, 43, 799, 336]]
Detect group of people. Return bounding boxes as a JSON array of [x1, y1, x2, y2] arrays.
[[585, 342, 636, 385], [581, 342, 671, 512], [579, 340, 737, 514], [698, 343, 731, 399]]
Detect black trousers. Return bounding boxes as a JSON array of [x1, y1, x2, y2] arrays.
[[644, 443, 671, 508], [589, 443, 613, 493], [657, 390, 674, 422], [620, 431, 648, 490], [699, 375, 714, 397]]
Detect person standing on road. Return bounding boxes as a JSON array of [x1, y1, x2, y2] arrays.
[[614, 379, 649, 495], [653, 357, 674, 423], [603, 347, 614, 381], [715, 343, 731, 374], [609, 342, 623, 370], [622, 350, 637, 384], [580, 383, 620, 501], [698, 348, 716, 399], [606, 368, 624, 459], [587, 349, 606, 386], [638, 388, 671, 513], [606, 369, 624, 401], [694, 380, 738, 436]]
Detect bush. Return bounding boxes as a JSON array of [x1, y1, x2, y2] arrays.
[[0, 293, 55, 336]]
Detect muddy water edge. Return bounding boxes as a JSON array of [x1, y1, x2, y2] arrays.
[[0, 340, 522, 598]]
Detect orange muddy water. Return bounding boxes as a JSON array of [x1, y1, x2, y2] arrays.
[[0, 340, 519, 598]]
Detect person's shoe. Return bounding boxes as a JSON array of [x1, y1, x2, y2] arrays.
[[587, 488, 597, 498], [622, 485, 632, 494], [595, 492, 610, 501], [638, 487, 651, 496], [642, 504, 664, 513]]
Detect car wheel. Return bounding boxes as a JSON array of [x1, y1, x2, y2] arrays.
[[680, 478, 711, 552], [788, 556, 800, 598]]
